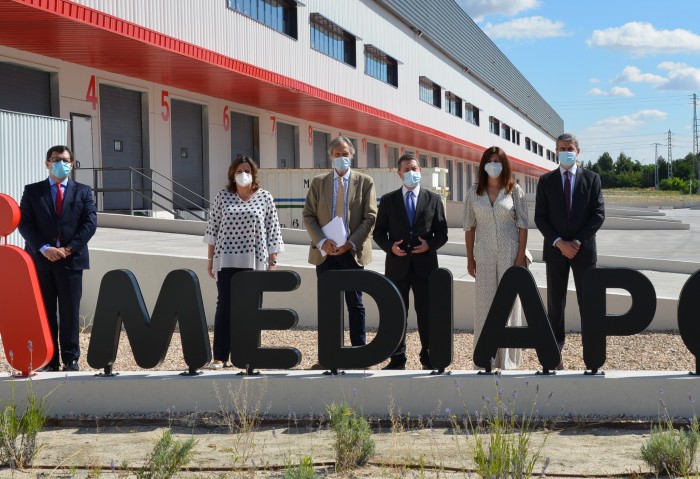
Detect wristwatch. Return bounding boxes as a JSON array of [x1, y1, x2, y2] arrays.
[[269, 260, 277, 266]]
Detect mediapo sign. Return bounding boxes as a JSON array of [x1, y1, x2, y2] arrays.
[[1, 193, 699, 376]]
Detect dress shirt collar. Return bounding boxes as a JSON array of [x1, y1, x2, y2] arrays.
[[48, 176, 69, 188], [334, 169, 351, 181], [559, 163, 578, 177], [402, 184, 420, 198]]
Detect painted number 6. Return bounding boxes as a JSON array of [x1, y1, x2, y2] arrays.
[[223, 105, 230, 132]]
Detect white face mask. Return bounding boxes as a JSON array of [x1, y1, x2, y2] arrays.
[[484, 162, 503, 178], [235, 172, 252, 187]]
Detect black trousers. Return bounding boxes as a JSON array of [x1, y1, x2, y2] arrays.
[[37, 264, 83, 366], [213, 267, 250, 362], [316, 251, 366, 346], [545, 255, 595, 350], [388, 262, 431, 366]]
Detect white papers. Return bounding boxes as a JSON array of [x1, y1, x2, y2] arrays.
[[320, 216, 347, 257]]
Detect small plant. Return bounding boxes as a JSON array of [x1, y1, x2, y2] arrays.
[[214, 378, 269, 470], [283, 455, 317, 479], [135, 428, 197, 479], [452, 379, 547, 479], [327, 401, 375, 471], [0, 380, 47, 469], [640, 410, 699, 477]]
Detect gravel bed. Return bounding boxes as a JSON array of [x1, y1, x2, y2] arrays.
[[72, 328, 694, 373]]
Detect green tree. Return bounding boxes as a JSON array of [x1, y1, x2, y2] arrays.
[[615, 170, 643, 188], [596, 152, 614, 172], [614, 152, 634, 173]]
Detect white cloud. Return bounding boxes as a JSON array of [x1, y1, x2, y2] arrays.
[[588, 87, 634, 97], [587, 22, 700, 56], [589, 109, 667, 132], [613, 64, 700, 91], [613, 66, 668, 87], [455, 0, 540, 22], [482, 16, 566, 39], [657, 62, 700, 90], [589, 78, 601, 84]]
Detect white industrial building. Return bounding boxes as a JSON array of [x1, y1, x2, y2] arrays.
[[0, 0, 563, 219]]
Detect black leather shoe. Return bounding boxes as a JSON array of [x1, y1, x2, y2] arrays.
[[63, 361, 80, 372], [37, 364, 60, 372], [382, 361, 406, 370]]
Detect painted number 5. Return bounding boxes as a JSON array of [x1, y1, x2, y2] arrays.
[[161, 90, 170, 122]]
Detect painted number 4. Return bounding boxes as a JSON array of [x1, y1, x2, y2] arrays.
[[85, 75, 98, 110]]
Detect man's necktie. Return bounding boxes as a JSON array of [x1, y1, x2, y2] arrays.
[[55, 183, 64, 245], [55, 183, 64, 217], [406, 190, 415, 225], [564, 171, 571, 228], [336, 177, 345, 219]]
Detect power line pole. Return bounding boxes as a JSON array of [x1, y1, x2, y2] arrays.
[[653, 142, 662, 188], [693, 93, 699, 193], [667, 129, 673, 178]]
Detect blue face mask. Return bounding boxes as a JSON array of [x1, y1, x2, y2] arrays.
[[558, 151, 577, 167], [51, 161, 72, 179], [332, 156, 352, 172], [402, 170, 421, 188]]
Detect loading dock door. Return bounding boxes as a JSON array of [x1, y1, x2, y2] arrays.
[[99, 84, 145, 210], [277, 122, 298, 168], [171, 99, 204, 209], [231, 111, 259, 163], [0, 62, 51, 116]]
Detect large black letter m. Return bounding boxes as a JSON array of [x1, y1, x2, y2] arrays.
[[87, 269, 211, 375]]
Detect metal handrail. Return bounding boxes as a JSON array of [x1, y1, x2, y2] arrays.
[[79, 166, 211, 221]]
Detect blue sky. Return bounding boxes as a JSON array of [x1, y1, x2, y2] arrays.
[[456, 0, 700, 165]]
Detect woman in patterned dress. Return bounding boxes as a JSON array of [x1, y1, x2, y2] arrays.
[[203, 156, 284, 369], [463, 146, 528, 369]]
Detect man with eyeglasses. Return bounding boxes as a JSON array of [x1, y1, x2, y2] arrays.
[[19, 145, 97, 372]]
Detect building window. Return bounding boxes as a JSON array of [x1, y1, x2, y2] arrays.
[[431, 156, 439, 167], [525, 137, 531, 151], [445, 92, 462, 118], [538, 144, 543, 157], [465, 103, 479, 126], [227, 0, 298, 38], [364, 45, 398, 87], [512, 130, 520, 145], [388, 145, 399, 166], [419, 76, 441, 108], [310, 13, 356, 67], [501, 124, 511, 141], [489, 116, 500, 136]]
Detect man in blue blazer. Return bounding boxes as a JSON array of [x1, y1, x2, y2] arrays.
[[19, 145, 97, 372], [534, 133, 605, 368], [373, 153, 448, 369]]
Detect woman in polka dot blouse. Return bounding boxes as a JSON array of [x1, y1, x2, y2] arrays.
[[203, 155, 284, 369]]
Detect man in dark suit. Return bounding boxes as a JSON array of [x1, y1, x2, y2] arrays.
[[19, 145, 97, 372], [534, 133, 605, 368], [303, 136, 377, 362], [373, 153, 448, 370]]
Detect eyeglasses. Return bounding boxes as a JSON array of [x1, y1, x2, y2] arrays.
[[49, 157, 72, 164]]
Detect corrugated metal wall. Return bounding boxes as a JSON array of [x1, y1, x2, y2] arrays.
[[0, 110, 69, 246], [70, 0, 561, 148]]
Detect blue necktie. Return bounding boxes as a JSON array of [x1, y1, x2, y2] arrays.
[[564, 171, 571, 229], [406, 190, 415, 225]]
